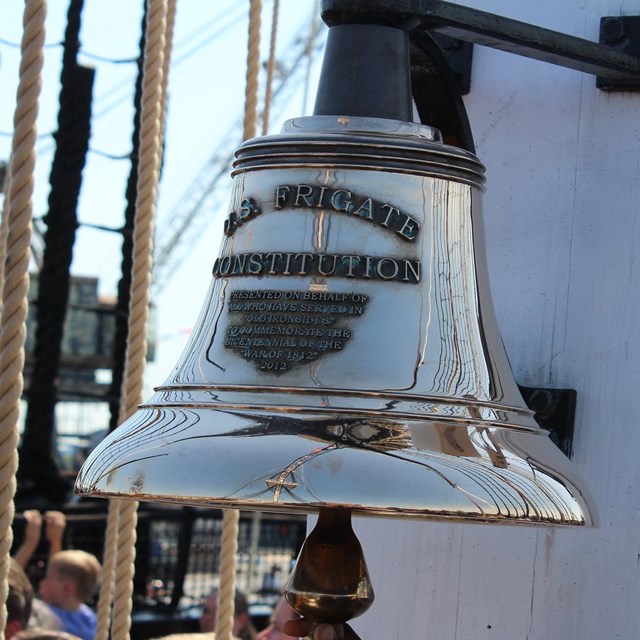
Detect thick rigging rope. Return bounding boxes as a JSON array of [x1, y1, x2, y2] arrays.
[[159, 0, 176, 149], [0, 0, 46, 634], [262, 0, 280, 135], [96, 2, 174, 640], [243, 0, 262, 142], [94, 499, 120, 640], [216, 3, 263, 640]]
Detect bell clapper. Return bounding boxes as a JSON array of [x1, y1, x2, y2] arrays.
[[285, 508, 374, 634]]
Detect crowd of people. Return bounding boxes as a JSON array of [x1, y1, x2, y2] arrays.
[[6, 511, 357, 640], [7, 511, 100, 640]]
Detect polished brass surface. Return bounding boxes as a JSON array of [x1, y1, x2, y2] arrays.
[[285, 509, 374, 624], [76, 115, 593, 527]]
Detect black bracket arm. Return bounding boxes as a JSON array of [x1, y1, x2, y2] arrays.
[[322, 0, 640, 90], [410, 31, 476, 152]]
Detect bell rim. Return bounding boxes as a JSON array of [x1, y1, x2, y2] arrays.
[[76, 492, 591, 528], [76, 406, 594, 528]]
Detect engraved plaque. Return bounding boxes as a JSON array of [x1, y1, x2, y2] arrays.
[[224, 289, 369, 371]]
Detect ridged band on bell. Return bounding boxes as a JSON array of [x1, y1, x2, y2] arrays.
[[76, 116, 593, 527]]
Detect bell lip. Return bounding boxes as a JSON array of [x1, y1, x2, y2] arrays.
[[75, 407, 594, 528], [75, 492, 591, 528]]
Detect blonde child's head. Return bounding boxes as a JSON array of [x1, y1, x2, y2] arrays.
[[39, 551, 101, 608]]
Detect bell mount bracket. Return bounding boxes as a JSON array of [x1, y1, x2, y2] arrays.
[[321, 0, 640, 92]]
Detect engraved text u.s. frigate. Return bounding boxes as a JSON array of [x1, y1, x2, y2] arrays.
[[223, 184, 420, 241]]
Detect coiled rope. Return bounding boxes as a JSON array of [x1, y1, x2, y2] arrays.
[[0, 0, 46, 634]]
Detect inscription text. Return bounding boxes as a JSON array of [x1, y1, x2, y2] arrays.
[[213, 252, 420, 284], [224, 289, 369, 372]]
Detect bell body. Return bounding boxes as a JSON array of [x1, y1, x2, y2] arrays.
[[77, 116, 592, 526]]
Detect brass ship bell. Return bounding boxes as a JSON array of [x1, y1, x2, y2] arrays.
[[77, 19, 593, 629]]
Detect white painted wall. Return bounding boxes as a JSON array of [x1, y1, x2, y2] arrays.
[[353, 1, 640, 638]]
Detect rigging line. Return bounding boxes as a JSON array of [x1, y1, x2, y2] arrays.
[[25, 3, 248, 153], [155, 7, 324, 223], [171, 8, 246, 66], [88, 147, 131, 160], [77, 221, 127, 234], [78, 7, 240, 67], [0, 130, 53, 139], [89, 5, 247, 123], [171, 2, 245, 55], [4, 42, 139, 64], [6, 7, 246, 150], [0, 36, 61, 48], [79, 51, 138, 64]]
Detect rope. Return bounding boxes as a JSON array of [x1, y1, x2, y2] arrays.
[[110, 500, 139, 640], [102, 2, 170, 639], [96, 7, 149, 633], [107, 6, 147, 435], [94, 499, 120, 640], [261, 0, 279, 135], [119, 0, 166, 425], [217, 4, 262, 640], [0, 0, 46, 634], [215, 510, 240, 640], [243, 0, 262, 141], [159, 0, 176, 149], [110, 0, 168, 635]]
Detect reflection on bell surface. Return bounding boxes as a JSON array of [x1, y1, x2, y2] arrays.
[[285, 508, 374, 624], [75, 22, 592, 528]]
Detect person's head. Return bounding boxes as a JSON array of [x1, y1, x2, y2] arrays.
[[39, 551, 101, 608], [6, 558, 34, 639], [256, 596, 298, 640], [200, 589, 255, 640]]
